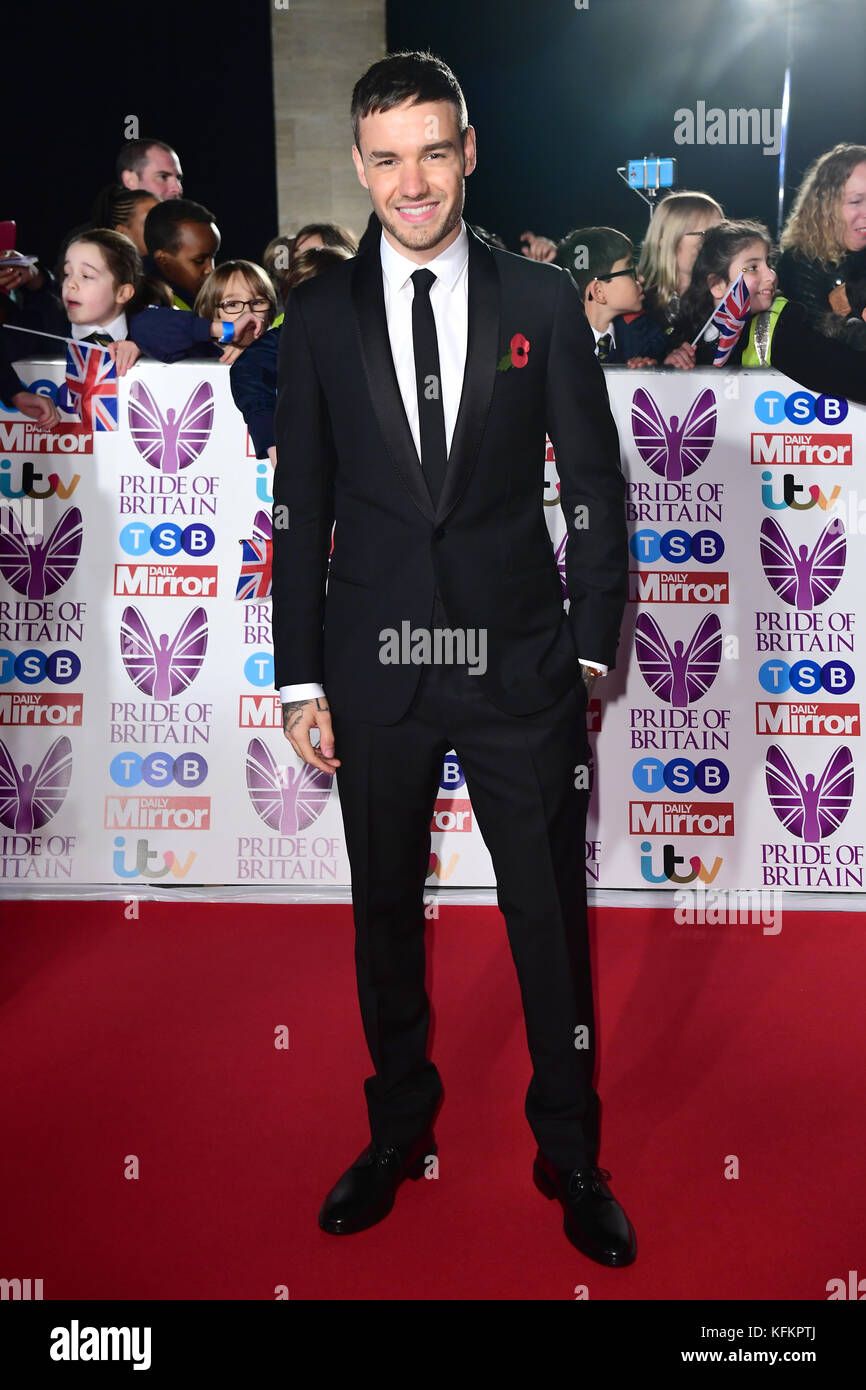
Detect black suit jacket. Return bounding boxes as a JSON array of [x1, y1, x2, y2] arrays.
[[272, 222, 628, 724]]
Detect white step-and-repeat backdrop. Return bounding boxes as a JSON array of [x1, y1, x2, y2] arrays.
[[1, 357, 862, 893]]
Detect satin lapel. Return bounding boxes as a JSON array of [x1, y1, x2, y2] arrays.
[[436, 228, 500, 523], [350, 246, 435, 523]]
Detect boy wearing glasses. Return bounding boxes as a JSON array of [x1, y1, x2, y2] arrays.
[[555, 226, 668, 366]]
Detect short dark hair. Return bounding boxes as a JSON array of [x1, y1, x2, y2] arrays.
[[351, 50, 468, 155], [116, 138, 177, 181], [144, 198, 218, 256], [556, 227, 634, 301]]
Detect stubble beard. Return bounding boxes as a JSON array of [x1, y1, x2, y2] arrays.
[[378, 187, 465, 255]]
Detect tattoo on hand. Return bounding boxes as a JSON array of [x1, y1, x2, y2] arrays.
[[282, 698, 310, 735]]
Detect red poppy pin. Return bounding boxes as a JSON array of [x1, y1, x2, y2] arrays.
[[498, 332, 530, 371]]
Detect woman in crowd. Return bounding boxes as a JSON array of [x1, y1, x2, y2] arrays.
[[668, 219, 866, 403], [778, 143, 866, 325], [637, 190, 724, 334]]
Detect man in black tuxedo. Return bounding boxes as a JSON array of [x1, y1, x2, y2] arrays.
[[272, 51, 635, 1266]]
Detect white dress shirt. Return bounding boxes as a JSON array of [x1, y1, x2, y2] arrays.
[[70, 312, 128, 342], [590, 320, 616, 355], [279, 220, 604, 704]]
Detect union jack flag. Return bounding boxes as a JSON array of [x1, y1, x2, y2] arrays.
[[710, 271, 751, 367], [235, 537, 272, 600], [64, 341, 118, 431]]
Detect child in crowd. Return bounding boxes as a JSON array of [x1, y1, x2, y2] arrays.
[[143, 198, 220, 308], [555, 226, 669, 365], [264, 223, 358, 315], [230, 245, 353, 463], [193, 260, 276, 364], [667, 220, 866, 403], [2, 229, 264, 373], [637, 191, 724, 333], [91, 186, 159, 257]]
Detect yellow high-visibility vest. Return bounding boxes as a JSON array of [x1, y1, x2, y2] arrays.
[[741, 295, 787, 367]]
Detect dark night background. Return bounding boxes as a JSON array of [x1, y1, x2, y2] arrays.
[[1, 0, 864, 268]]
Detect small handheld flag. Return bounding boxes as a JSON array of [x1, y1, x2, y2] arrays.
[[691, 270, 751, 366], [64, 341, 118, 431]]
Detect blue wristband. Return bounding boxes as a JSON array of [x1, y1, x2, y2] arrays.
[[218, 321, 235, 345]]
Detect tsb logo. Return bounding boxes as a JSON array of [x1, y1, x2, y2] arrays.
[[758, 659, 854, 694], [632, 757, 729, 794], [0, 649, 81, 685], [119, 522, 215, 557], [630, 529, 724, 565], [109, 752, 208, 787], [754, 390, 847, 425]]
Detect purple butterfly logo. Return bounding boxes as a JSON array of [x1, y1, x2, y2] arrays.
[[554, 532, 567, 597], [245, 738, 332, 833], [631, 387, 717, 480], [127, 380, 214, 474], [0, 505, 82, 599], [634, 613, 722, 705], [252, 509, 272, 544], [0, 736, 72, 832], [120, 605, 208, 698], [760, 516, 846, 610], [765, 744, 853, 842]]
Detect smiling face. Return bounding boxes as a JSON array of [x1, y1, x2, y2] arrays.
[[710, 238, 776, 314], [62, 241, 134, 325], [352, 98, 476, 263], [840, 161, 866, 253]]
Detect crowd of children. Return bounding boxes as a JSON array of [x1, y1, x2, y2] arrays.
[[1, 137, 865, 435]]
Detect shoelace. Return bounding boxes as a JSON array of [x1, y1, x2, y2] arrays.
[[568, 1166, 613, 1198]]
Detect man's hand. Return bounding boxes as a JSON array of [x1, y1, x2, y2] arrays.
[[580, 663, 600, 697], [664, 343, 696, 369], [281, 694, 341, 775], [106, 340, 141, 377], [11, 390, 59, 429], [520, 231, 558, 263]]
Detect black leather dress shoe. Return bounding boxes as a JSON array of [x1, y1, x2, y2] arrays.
[[318, 1131, 436, 1235], [533, 1149, 637, 1266]]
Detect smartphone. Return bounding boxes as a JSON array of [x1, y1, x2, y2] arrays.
[[627, 159, 676, 191], [0, 221, 16, 254]]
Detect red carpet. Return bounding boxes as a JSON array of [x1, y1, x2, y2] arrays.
[[0, 900, 864, 1300]]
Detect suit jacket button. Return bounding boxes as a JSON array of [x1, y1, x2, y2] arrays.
[[433, 526, 445, 541]]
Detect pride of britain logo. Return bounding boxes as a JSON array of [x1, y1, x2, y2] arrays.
[[128, 381, 214, 474], [759, 517, 846, 610], [631, 388, 717, 480], [245, 738, 331, 834]]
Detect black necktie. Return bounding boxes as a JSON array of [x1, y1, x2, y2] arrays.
[[596, 332, 612, 363], [411, 268, 448, 507], [83, 331, 113, 346]]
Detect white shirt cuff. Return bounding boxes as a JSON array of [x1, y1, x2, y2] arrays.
[[279, 683, 325, 703], [578, 659, 607, 676]]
